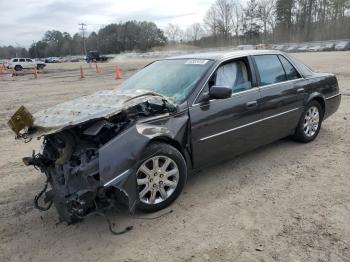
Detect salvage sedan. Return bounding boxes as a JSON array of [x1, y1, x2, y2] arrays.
[[8, 50, 341, 225]]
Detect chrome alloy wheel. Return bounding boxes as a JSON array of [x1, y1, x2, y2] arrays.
[[136, 156, 179, 204], [303, 106, 320, 137]]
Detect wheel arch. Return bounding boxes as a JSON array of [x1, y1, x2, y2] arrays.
[[148, 136, 193, 170], [306, 93, 326, 119]]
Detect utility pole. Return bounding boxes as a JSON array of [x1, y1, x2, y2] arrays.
[[78, 23, 87, 55]]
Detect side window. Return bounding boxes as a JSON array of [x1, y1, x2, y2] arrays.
[[254, 55, 286, 86], [26, 59, 32, 62], [211, 60, 252, 93], [278, 55, 301, 80], [19, 58, 25, 62], [13, 59, 18, 62]]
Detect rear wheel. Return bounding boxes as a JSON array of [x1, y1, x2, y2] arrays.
[[14, 65, 23, 71], [293, 100, 323, 142], [136, 142, 187, 212]]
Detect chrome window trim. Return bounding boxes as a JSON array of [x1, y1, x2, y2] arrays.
[[199, 107, 301, 141], [257, 78, 303, 90]]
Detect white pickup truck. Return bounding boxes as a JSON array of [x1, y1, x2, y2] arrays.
[[8, 58, 46, 71]]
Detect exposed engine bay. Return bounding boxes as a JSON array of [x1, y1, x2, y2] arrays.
[[8, 90, 178, 225]]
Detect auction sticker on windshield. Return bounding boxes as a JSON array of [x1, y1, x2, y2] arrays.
[[185, 59, 209, 65]]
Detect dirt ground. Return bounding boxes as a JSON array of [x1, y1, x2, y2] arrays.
[[0, 52, 349, 262]]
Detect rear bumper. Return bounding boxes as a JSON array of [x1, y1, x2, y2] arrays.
[[324, 93, 341, 119]]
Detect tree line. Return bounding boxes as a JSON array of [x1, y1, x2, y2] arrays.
[[0, 21, 166, 59], [165, 0, 350, 46], [1, 0, 349, 59]]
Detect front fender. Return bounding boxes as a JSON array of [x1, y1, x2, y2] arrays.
[[99, 112, 189, 211]]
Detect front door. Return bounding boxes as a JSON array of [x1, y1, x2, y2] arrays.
[[190, 57, 262, 168]]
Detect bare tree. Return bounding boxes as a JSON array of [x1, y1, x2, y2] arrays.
[[231, 0, 243, 44], [216, 0, 235, 41], [186, 23, 205, 42], [257, 0, 276, 41], [164, 23, 184, 42], [204, 5, 219, 37]]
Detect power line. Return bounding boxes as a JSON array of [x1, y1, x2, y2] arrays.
[[78, 23, 87, 55]]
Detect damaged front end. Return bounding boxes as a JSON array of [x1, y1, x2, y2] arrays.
[[8, 90, 178, 224]]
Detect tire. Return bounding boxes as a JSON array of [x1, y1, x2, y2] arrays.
[[136, 142, 187, 212], [293, 100, 323, 142], [15, 65, 23, 71]]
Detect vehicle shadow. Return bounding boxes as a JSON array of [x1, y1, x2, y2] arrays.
[[0, 129, 335, 256]]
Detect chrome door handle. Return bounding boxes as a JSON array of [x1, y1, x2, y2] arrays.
[[297, 88, 305, 93], [246, 101, 258, 108]]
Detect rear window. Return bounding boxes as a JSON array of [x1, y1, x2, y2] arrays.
[[278, 55, 301, 80], [287, 54, 314, 77], [254, 55, 286, 86], [26, 59, 32, 62]]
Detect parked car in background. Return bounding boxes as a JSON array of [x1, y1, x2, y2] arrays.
[[297, 45, 309, 52], [309, 45, 322, 52], [274, 45, 285, 51], [286, 45, 298, 52], [237, 45, 256, 50], [85, 50, 109, 63], [321, 43, 334, 51], [8, 58, 46, 71], [8, 50, 341, 225], [334, 41, 350, 51], [45, 57, 61, 63]]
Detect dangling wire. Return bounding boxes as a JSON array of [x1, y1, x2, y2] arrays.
[[33, 178, 53, 211], [131, 209, 174, 220]]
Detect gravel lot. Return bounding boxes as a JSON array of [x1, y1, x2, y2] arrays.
[[0, 52, 349, 262]]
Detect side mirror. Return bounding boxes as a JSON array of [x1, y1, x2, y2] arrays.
[[209, 85, 232, 99]]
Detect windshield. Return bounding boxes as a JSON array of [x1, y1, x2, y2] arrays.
[[120, 59, 214, 103]]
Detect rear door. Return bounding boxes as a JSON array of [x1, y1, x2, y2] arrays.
[[252, 54, 305, 142], [26, 58, 35, 68], [190, 57, 262, 168]]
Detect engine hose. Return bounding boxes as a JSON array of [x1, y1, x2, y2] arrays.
[[34, 178, 53, 211]]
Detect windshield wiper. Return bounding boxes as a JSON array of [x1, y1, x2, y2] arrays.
[[122, 92, 166, 104], [123, 91, 177, 113]]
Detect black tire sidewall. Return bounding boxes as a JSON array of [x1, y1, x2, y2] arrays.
[[136, 142, 187, 212], [295, 101, 323, 142]]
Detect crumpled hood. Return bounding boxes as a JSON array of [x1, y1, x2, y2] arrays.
[[8, 89, 172, 137]]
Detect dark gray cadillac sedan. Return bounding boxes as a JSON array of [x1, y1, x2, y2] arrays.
[[8, 50, 341, 225]]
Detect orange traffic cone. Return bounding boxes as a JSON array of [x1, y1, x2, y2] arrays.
[[33, 67, 38, 79], [80, 66, 84, 79], [116, 65, 121, 79], [0, 64, 4, 73], [95, 64, 100, 73]]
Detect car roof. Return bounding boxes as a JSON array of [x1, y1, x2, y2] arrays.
[[165, 50, 284, 61]]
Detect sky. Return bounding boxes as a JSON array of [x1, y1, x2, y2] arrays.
[[0, 0, 214, 47]]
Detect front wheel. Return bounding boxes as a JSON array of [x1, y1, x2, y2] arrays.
[[293, 100, 323, 142], [136, 142, 187, 212]]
